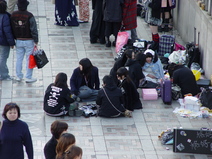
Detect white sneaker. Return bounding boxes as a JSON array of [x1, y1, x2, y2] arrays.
[[25, 78, 37, 83], [15, 77, 22, 82]]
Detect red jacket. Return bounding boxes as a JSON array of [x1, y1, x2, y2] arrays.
[[122, 0, 137, 30]]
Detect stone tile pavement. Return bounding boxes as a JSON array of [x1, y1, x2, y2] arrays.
[[0, 0, 212, 158]]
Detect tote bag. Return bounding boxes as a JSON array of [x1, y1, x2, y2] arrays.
[[33, 49, 49, 69]]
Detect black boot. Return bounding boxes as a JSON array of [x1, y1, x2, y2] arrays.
[[164, 19, 170, 32], [105, 36, 111, 47]]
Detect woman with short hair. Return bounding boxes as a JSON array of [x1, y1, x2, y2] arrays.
[[0, 102, 33, 159]]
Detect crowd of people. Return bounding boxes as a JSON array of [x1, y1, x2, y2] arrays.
[[0, 0, 202, 158], [0, 106, 82, 159]]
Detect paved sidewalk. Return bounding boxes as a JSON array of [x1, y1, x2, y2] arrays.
[[0, 0, 211, 158]]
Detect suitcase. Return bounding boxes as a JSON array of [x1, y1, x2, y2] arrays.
[[142, 88, 158, 100], [161, 79, 172, 104], [158, 35, 175, 57], [196, 79, 210, 88]]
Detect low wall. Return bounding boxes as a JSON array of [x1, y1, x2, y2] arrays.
[[173, 0, 212, 78]]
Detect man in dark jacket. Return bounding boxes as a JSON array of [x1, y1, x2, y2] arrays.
[[10, 0, 38, 83], [0, 0, 15, 81]]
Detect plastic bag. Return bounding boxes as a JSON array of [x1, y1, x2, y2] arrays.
[[168, 50, 187, 64], [28, 54, 36, 69], [174, 42, 185, 51], [116, 31, 129, 53]]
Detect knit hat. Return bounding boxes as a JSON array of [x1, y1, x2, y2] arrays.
[[17, 0, 29, 10]]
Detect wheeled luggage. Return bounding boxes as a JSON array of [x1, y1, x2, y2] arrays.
[[158, 35, 175, 57], [161, 79, 172, 104]]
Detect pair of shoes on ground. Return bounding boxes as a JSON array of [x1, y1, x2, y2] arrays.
[[106, 41, 116, 47], [15, 77, 37, 83], [69, 109, 83, 117], [78, 20, 88, 23]]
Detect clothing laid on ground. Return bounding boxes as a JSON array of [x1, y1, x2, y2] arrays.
[[44, 136, 57, 159], [43, 83, 74, 116], [55, 0, 79, 26], [173, 66, 200, 97], [0, 13, 15, 80], [96, 86, 125, 117], [89, 0, 105, 43], [70, 67, 100, 101], [125, 59, 145, 88], [11, 10, 38, 80], [0, 119, 33, 159], [118, 78, 142, 110]]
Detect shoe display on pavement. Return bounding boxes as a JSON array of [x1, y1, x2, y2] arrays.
[[25, 78, 37, 83]]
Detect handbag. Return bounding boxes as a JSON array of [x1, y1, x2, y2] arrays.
[[33, 47, 49, 69], [199, 88, 212, 109], [116, 31, 129, 53], [102, 88, 132, 118]]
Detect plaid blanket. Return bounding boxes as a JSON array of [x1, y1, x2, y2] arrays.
[[158, 35, 175, 56]]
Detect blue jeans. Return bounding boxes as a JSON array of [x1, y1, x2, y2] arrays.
[[78, 85, 99, 102], [16, 40, 34, 79], [0, 45, 10, 79]]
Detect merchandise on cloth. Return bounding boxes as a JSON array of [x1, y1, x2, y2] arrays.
[[33, 46, 49, 69], [78, 104, 98, 117], [158, 128, 174, 145]]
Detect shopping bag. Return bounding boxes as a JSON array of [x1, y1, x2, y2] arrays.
[[33, 49, 49, 69], [116, 31, 129, 53], [28, 54, 36, 69]]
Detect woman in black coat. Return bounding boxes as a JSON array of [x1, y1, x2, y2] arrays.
[[117, 67, 142, 110], [96, 75, 125, 117], [124, 49, 145, 88]]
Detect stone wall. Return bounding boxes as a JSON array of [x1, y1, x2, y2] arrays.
[[173, 0, 212, 78]]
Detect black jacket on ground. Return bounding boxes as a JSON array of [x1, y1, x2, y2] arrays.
[[118, 78, 142, 111], [96, 85, 125, 117], [44, 136, 57, 159], [173, 67, 200, 96], [125, 59, 145, 88]]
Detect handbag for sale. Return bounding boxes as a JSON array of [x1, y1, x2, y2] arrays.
[[33, 48, 49, 69]]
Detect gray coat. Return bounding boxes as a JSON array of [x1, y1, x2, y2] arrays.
[[103, 0, 123, 22]]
